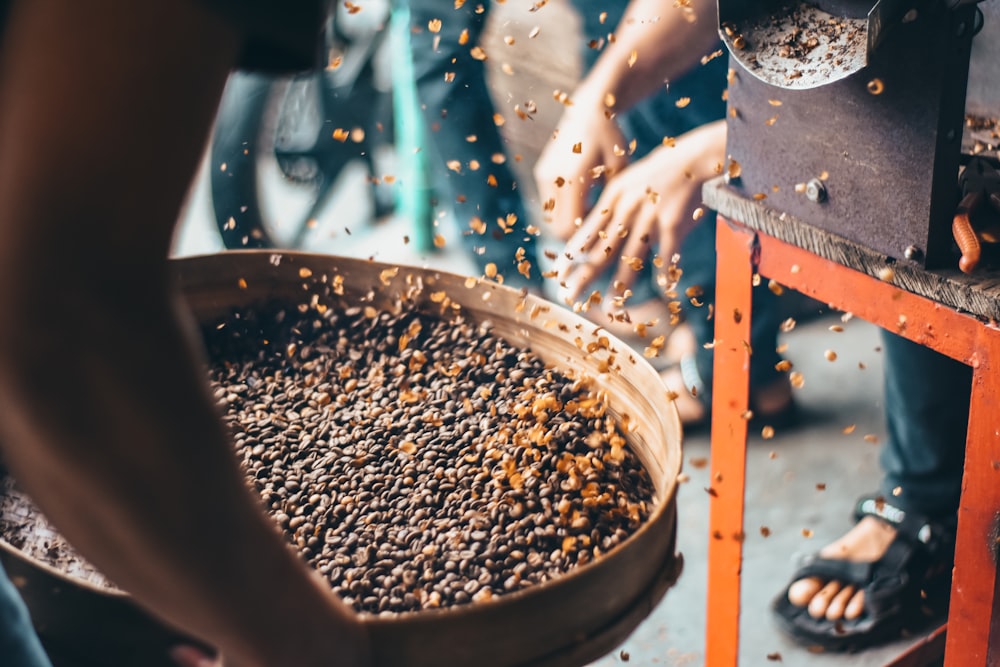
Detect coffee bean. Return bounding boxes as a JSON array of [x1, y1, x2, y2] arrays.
[[198, 296, 655, 615]]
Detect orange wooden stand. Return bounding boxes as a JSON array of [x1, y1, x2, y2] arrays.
[[704, 213, 1000, 666]]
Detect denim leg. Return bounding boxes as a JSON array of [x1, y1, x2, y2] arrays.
[[879, 330, 969, 521], [676, 215, 785, 404], [0, 562, 53, 667], [406, 0, 540, 289]]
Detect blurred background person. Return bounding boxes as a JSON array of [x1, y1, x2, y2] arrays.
[[534, 0, 795, 428]]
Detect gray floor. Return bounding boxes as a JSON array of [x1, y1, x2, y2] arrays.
[[173, 152, 931, 666]]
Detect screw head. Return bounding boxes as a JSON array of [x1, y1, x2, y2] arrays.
[[805, 178, 827, 203]]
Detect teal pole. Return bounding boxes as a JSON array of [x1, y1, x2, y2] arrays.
[[389, 1, 436, 252]]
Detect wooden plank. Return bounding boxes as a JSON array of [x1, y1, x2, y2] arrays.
[[753, 231, 984, 365], [703, 178, 1000, 322]]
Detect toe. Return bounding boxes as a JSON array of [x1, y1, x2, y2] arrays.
[[808, 581, 842, 619], [844, 589, 866, 620], [825, 584, 856, 621], [787, 576, 823, 607]]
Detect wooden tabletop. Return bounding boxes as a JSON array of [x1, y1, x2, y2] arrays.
[[702, 176, 1000, 322]]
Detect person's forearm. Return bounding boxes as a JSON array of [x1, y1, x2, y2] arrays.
[[679, 118, 728, 179], [574, 0, 720, 113], [0, 283, 358, 665], [0, 1, 363, 664]]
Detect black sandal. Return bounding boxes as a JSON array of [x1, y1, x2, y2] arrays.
[[771, 494, 955, 652]]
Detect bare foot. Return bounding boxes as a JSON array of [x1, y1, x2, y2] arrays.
[[660, 363, 793, 426], [786, 516, 897, 621], [663, 323, 696, 366], [661, 365, 709, 424]]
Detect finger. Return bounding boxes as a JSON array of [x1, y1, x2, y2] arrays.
[[560, 196, 625, 302], [565, 206, 613, 259], [572, 234, 625, 303], [608, 198, 657, 293], [546, 177, 590, 241], [170, 645, 222, 667], [610, 211, 657, 294], [559, 263, 599, 305]]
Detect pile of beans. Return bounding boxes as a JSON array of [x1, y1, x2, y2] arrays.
[[203, 295, 656, 616]]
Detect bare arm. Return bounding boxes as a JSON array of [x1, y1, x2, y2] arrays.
[[535, 0, 721, 239], [0, 2, 367, 665], [575, 0, 720, 114]]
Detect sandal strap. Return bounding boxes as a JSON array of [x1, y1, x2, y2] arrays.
[[853, 494, 954, 559], [679, 354, 708, 403], [790, 555, 874, 587]]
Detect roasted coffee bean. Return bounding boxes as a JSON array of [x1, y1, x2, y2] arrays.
[[200, 295, 655, 615]]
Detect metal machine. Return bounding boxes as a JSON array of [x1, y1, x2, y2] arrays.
[[718, 0, 998, 272]]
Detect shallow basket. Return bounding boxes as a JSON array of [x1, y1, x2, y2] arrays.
[[0, 251, 684, 667]]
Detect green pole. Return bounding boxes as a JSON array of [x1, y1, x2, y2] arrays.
[[389, 1, 436, 252]]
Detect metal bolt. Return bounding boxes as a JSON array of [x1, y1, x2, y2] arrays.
[[805, 178, 827, 203], [903, 245, 924, 262]]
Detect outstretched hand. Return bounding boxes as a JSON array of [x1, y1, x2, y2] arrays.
[[534, 103, 631, 241], [555, 120, 728, 305]]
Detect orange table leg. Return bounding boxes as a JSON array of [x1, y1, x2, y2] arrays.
[[705, 221, 756, 666], [709, 215, 1000, 666], [943, 329, 1000, 666]]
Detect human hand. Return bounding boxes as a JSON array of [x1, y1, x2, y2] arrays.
[[555, 120, 727, 304], [534, 102, 631, 241]]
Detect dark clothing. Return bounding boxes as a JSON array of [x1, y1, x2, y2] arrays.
[[406, 0, 539, 288], [879, 331, 969, 521], [0, 562, 52, 667], [0, 1, 327, 71], [676, 215, 787, 402], [202, 0, 330, 72]]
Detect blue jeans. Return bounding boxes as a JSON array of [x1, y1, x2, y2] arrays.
[[675, 214, 786, 403], [879, 331, 968, 521], [0, 561, 53, 667], [406, 0, 541, 289]]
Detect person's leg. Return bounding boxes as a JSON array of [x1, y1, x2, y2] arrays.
[[0, 562, 54, 667], [878, 331, 968, 518], [780, 331, 968, 640], [663, 214, 791, 423], [406, 0, 541, 290]]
